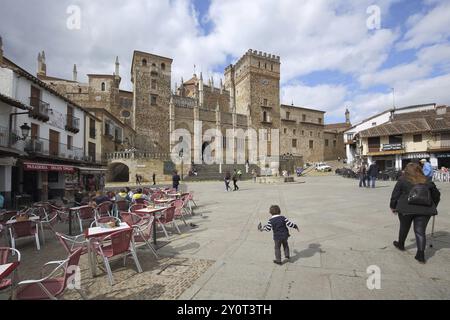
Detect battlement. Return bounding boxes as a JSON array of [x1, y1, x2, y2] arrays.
[[225, 49, 280, 72]]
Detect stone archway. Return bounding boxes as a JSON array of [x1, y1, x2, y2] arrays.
[[107, 162, 130, 182]]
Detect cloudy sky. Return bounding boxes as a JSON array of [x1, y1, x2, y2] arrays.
[[1, 0, 449, 124]]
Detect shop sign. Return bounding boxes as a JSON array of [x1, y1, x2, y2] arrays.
[[23, 162, 75, 173], [436, 153, 450, 158], [402, 153, 430, 159]]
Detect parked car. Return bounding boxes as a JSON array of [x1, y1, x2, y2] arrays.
[[316, 164, 332, 172]]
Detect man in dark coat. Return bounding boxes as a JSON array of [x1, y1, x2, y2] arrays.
[[367, 161, 379, 188], [172, 171, 181, 192]]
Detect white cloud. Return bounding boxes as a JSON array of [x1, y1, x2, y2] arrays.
[[397, 1, 450, 50]]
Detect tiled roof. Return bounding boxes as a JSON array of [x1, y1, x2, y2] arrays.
[[0, 93, 32, 110], [359, 119, 430, 138], [324, 123, 351, 132]]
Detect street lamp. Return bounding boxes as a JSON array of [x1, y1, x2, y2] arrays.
[[19, 123, 31, 140]]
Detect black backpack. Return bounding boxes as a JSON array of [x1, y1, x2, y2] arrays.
[[408, 183, 432, 206]]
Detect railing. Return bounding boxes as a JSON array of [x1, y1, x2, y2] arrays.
[[0, 126, 10, 148], [0, 126, 26, 151], [65, 115, 80, 133], [368, 146, 381, 153], [106, 150, 170, 161], [428, 140, 450, 150], [23, 137, 84, 161], [29, 97, 50, 122]]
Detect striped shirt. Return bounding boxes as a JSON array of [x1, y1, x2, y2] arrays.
[[262, 215, 298, 240]]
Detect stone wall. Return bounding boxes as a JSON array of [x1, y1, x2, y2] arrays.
[[324, 131, 346, 161]]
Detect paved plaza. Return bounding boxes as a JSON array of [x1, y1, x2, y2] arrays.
[[2, 175, 450, 300], [169, 175, 450, 300]]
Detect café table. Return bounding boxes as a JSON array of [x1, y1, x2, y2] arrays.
[[135, 206, 167, 246], [84, 222, 132, 277], [154, 198, 175, 205]]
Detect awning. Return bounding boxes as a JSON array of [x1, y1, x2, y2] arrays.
[[23, 162, 75, 173], [76, 166, 108, 173]]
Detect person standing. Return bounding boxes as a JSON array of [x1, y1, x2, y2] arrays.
[[420, 159, 434, 182], [152, 172, 156, 185], [367, 161, 379, 188], [135, 174, 140, 185], [99, 174, 105, 191], [224, 170, 231, 192], [172, 171, 181, 192], [390, 163, 440, 263], [358, 163, 367, 188], [252, 169, 257, 183], [232, 169, 239, 191]]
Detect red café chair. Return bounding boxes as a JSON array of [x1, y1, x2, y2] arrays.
[[92, 228, 142, 286], [156, 206, 181, 239], [13, 248, 87, 300], [96, 201, 113, 218], [132, 215, 158, 259], [115, 200, 130, 212], [0, 247, 21, 294], [173, 199, 188, 226], [55, 232, 88, 256], [9, 220, 41, 252], [120, 212, 143, 227], [33, 207, 59, 244], [76, 206, 96, 233]]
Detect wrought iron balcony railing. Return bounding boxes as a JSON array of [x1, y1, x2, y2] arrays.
[[29, 97, 50, 122]]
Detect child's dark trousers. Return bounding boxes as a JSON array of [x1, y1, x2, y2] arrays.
[[274, 238, 290, 262]]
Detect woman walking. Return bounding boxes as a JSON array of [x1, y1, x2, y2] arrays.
[[390, 163, 440, 263]]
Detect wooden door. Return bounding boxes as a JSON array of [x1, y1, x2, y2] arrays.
[[30, 86, 40, 108], [31, 123, 39, 139], [49, 129, 59, 156]]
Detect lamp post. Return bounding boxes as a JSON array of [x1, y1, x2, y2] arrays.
[[179, 149, 184, 181]]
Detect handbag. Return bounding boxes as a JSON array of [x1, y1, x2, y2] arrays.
[[407, 183, 432, 206]]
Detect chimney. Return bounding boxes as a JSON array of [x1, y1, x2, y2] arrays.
[[115, 56, 120, 77]]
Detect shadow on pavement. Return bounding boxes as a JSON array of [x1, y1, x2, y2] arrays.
[[290, 243, 325, 263]]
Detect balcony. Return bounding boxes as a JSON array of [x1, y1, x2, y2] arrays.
[[428, 140, 450, 151], [23, 137, 85, 161], [29, 97, 50, 122], [65, 115, 80, 133]]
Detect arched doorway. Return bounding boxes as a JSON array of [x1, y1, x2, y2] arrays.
[[202, 142, 210, 162], [107, 163, 129, 182]]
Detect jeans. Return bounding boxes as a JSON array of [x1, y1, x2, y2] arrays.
[[224, 179, 230, 191], [397, 214, 431, 252], [274, 239, 290, 262], [233, 180, 239, 191], [368, 176, 376, 188], [359, 175, 366, 187]]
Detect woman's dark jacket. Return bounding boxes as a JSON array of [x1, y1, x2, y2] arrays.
[[390, 177, 440, 216]]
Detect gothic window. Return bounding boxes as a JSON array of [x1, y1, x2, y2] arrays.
[[271, 64, 273, 71], [101, 82, 105, 91], [325, 139, 329, 147], [302, 114, 306, 121], [292, 139, 297, 148], [263, 111, 267, 122], [318, 118, 322, 124], [258, 61, 260, 68], [284, 128, 287, 134], [161, 63, 166, 70], [309, 140, 314, 149], [142, 59, 147, 66], [78, 87, 82, 93]]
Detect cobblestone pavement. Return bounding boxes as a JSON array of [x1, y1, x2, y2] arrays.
[[0, 220, 214, 300]]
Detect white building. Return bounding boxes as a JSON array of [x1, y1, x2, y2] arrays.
[[344, 104, 436, 166], [0, 45, 102, 207]]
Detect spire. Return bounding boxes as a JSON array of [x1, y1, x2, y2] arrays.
[[115, 56, 120, 77], [0, 36, 3, 64], [73, 64, 77, 82], [211, 76, 214, 92], [174, 82, 178, 94], [37, 50, 46, 76], [219, 78, 223, 94], [345, 108, 350, 125], [199, 72, 203, 81]]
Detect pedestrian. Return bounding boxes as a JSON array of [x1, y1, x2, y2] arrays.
[[252, 169, 257, 183], [232, 169, 239, 191], [172, 170, 181, 192], [115, 188, 129, 202], [0, 193, 4, 209], [390, 163, 440, 263], [135, 174, 140, 185], [358, 163, 367, 188], [367, 161, 379, 188], [152, 172, 156, 185], [99, 174, 105, 191], [258, 205, 299, 265], [237, 169, 242, 180], [224, 170, 231, 191], [132, 188, 145, 202], [420, 159, 434, 182], [126, 187, 133, 201]]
